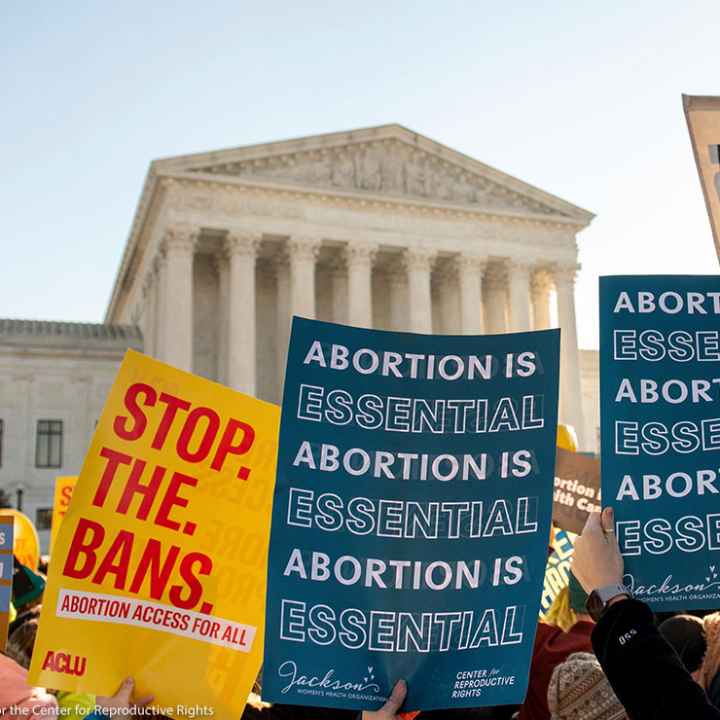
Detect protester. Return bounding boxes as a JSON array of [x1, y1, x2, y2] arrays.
[[572, 507, 720, 719], [546, 652, 626, 720], [658, 614, 707, 679], [660, 612, 720, 707], [6, 605, 40, 668], [518, 574, 594, 720]]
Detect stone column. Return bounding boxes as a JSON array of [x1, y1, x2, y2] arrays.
[[436, 263, 459, 334], [403, 247, 436, 333], [161, 225, 196, 371], [386, 268, 408, 330], [142, 268, 156, 357], [483, 263, 508, 334], [226, 232, 260, 395], [330, 260, 348, 325], [153, 253, 166, 359], [531, 269, 552, 330], [345, 241, 377, 328], [508, 260, 532, 332], [214, 251, 230, 385], [288, 236, 321, 319], [457, 254, 486, 334], [275, 253, 291, 395], [555, 265, 585, 448]]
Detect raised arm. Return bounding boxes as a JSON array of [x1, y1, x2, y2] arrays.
[[572, 508, 720, 720]]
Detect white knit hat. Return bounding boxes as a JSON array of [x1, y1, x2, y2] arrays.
[[547, 652, 627, 720]]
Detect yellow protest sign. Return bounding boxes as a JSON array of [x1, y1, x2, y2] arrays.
[[50, 476, 77, 552], [29, 350, 280, 719], [0, 509, 40, 570]]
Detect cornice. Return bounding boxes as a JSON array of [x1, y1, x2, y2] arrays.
[[151, 124, 595, 223], [159, 172, 589, 230]]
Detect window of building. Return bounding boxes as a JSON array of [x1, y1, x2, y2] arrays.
[[36, 420, 63, 468], [35, 507, 52, 531], [0, 419, 3, 467]]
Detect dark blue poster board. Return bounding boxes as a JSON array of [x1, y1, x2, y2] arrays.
[[263, 318, 560, 711], [0, 516, 14, 646], [600, 276, 720, 610]]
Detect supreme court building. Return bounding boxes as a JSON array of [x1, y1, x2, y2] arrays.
[[108, 124, 593, 433], [0, 124, 596, 543]]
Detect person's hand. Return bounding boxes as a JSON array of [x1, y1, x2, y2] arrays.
[[363, 680, 407, 720], [571, 507, 624, 593], [96, 677, 154, 713]]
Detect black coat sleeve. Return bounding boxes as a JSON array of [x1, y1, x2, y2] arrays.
[[592, 598, 720, 720]]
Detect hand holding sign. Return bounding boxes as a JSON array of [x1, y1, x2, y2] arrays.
[[362, 680, 408, 720], [571, 508, 624, 594]]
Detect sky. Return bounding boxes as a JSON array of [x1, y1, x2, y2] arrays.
[[2, 1, 719, 349]]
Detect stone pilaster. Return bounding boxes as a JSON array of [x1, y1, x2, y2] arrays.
[[345, 241, 377, 328], [225, 232, 261, 395], [554, 264, 585, 448], [160, 224, 196, 371], [456, 254, 486, 335], [403, 247, 436, 333]]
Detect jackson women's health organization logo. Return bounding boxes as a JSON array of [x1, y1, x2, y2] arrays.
[[624, 564, 720, 601], [277, 660, 385, 701]]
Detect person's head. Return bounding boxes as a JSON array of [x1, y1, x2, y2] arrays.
[[6, 613, 40, 669], [547, 652, 627, 720], [659, 614, 706, 681]]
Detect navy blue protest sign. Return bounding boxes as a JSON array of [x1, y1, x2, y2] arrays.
[[600, 276, 720, 610], [0, 516, 14, 648], [263, 318, 560, 711]]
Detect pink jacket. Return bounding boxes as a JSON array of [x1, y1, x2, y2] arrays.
[[0, 653, 58, 715]]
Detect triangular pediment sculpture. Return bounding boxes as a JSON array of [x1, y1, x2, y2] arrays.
[[153, 125, 593, 221]]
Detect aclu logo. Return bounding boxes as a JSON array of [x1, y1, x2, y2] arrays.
[[42, 650, 87, 677]]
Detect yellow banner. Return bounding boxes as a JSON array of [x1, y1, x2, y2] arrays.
[[29, 350, 280, 719], [683, 94, 720, 262], [50, 476, 77, 552]]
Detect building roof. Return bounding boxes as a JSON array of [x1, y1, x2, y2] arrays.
[[0, 318, 143, 353]]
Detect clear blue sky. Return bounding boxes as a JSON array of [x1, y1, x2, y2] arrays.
[[2, 1, 718, 348]]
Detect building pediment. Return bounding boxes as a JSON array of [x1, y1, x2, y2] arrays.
[[153, 125, 593, 222]]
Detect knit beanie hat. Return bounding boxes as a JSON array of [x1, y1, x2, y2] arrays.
[[547, 652, 627, 720]]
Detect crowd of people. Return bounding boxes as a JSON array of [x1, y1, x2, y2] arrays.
[[3, 508, 720, 720]]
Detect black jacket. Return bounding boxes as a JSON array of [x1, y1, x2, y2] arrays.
[[592, 598, 720, 719]]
